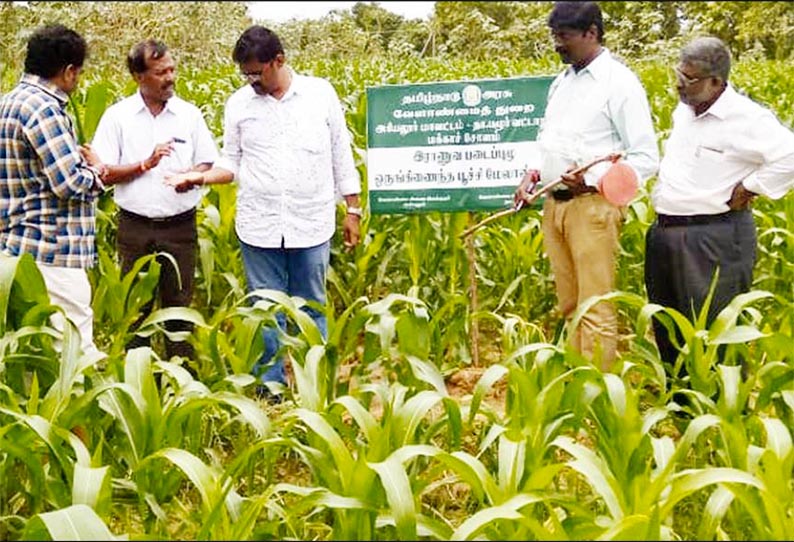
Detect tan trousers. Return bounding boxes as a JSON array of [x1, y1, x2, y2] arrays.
[[541, 193, 624, 370]]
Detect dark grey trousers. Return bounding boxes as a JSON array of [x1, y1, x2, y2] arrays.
[[644, 210, 756, 368]]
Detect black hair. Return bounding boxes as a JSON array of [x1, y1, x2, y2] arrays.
[[232, 25, 284, 64], [548, 2, 605, 43], [127, 39, 169, 75], [24, 24, 87, 78]]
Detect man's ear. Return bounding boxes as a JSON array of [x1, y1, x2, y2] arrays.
[[274, 53, 286, 67]]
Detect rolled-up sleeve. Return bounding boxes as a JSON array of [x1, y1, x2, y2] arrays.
[[586, 80, 659, 187], [214, 97, 242, 178], [739, 111, 794, 199], [325, 83, 360, 197]]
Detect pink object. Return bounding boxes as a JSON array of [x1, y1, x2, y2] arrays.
[[598, 161, 639, 206]]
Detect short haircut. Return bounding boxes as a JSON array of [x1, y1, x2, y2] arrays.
[[232, 25, 284, 64], [127, 39, 169, 75], [548, 1, 604, 43], [24, 24, 87, 78], [680, 37, 731, 81]]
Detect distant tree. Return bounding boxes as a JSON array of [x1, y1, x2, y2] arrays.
[[681, 1, 794, 60], [1, 1, 251, 91]]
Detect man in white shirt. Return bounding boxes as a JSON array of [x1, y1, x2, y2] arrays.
[[91, 40, 219, 363], [514, 1, 659, 371], [646, 36, 794, 370], [166, 26, 362, 401]]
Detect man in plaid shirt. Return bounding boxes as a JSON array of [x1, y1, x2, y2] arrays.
[[0, 24, 109, 360]]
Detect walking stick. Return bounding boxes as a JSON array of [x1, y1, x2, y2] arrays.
[[459, 152, 627, 239]]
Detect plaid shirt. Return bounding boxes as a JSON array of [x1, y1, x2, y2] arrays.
[[0, 74, 102, 268]]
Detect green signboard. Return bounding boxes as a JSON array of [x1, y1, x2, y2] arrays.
[[366, 76, 553, 214]]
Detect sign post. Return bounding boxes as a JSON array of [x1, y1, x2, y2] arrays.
[[367, 76, 553, 214], [366, 76, 552, 365]]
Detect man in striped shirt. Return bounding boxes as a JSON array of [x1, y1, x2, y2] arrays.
[[0, 24, 109, 360]]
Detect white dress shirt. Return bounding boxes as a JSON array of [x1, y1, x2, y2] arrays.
[[653, 84, 794, 215], [92, 92, 219, 218], [538, 49, 659, 188], [216, 70, 360, 249]]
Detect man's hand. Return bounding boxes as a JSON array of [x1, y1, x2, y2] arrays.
[[514, 169, 540, 207], [727, 182, 757, 210], [79, 143, 103, 167], [560, 162, 586, 189], [143, 141, 175, 171], [164, 170, 204, 193], [342, 214, 360, 252]]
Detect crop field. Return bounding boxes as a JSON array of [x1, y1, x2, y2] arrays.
[[1, 2, 794, 540]]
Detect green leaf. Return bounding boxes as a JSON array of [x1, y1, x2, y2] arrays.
[[450, 493, 547, 540], [72, 464, 112, 519], [22, 504, 119, 540], [368, 456, 417, 541]]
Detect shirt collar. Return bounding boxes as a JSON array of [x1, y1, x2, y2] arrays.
[[700, 83, 736, 120], [131, 90, 179, 115], [566, 47, 612, 80], [21, 73, 69, 105], [246, 67, 302, 102]]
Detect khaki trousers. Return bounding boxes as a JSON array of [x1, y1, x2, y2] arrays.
[[541, 193, 624, 370]]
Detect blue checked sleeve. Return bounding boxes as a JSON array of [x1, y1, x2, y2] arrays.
[[25, 103, 101, 200]]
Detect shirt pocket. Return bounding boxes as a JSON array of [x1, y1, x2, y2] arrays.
[[692, 142, 728, 181]]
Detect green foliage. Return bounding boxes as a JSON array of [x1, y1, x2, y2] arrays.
[[3, 3, 794, 541]]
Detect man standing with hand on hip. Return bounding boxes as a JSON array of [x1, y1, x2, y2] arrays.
[[514, 1, 659, 371], [91, 40, 218, 363], [165, 26, 362, 401], [645, 36, 794, 372]]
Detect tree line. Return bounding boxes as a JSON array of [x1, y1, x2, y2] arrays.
[[2, 1, 793, 93]]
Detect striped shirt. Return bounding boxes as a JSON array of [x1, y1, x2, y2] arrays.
[[0, 74, 102, 268]]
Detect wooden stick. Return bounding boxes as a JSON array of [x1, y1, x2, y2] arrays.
[[458, 152, 624, 239], [465, 212, 481, 367]]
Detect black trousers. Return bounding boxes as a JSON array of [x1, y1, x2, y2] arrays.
[[117, 208, 197, 360], [644, 210, 756, 370]]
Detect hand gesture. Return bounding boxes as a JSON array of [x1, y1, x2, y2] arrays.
[[164, 170, 204, 193], [142, 140, 175, 171]]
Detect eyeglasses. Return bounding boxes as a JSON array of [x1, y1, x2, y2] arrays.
[[240, 59, 278, 82], [241, 70, 262, 82], [674, 67, 709, 87]]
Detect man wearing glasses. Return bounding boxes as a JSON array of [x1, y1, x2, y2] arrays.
[[165, 26, 362, 403], [645, 36, 794, 375], [514, 1, 659, 371]]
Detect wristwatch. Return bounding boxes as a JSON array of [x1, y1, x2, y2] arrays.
[[346, 206, 363, 217]]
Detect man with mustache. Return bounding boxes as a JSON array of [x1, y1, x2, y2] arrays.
[[514, 1, 659, 371], [645, 37, 794, 375], [165, 26, 362, 403], [91, 40, 218, 366]]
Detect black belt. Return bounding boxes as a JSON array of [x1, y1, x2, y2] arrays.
[[119, 207, 196, 224], [550, 185, 599, 201], [656, 211, 738, 227]]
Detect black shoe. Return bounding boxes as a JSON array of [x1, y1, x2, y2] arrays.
[[255, 385, 283, 405]]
